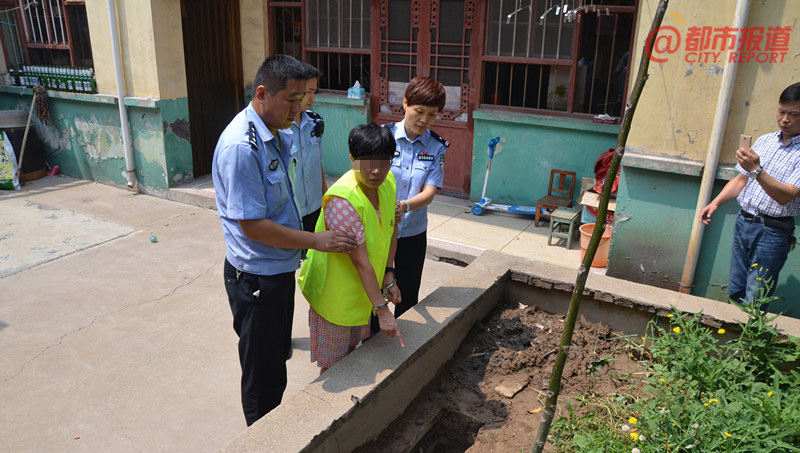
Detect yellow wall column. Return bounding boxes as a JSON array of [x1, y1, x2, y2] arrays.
[[628, 0, 800, 164], [240, 0, 268, 89], [86, 0, 187, 100]]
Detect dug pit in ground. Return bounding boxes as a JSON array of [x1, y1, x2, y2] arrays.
[[219, 251, 800, 453], [354, 301, 643, 452]]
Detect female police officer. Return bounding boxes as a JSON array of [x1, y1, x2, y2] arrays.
[[382, 76, 448, 320]]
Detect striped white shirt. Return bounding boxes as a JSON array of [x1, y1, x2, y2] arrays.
[[736, 131, 800, 217]]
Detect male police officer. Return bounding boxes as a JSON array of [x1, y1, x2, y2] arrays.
[[290, 62, 327, 233], [212, 55, 356, 426]]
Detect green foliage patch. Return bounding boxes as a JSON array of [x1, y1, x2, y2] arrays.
[[551, 295, 800, 452]]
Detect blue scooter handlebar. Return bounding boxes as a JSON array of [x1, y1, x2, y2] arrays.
[[487, 136, 500, 159]]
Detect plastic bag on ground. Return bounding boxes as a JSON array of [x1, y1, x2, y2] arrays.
[[0, 131, 21, 190]]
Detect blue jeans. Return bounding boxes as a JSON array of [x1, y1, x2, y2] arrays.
[[729, 214, 793, 305]]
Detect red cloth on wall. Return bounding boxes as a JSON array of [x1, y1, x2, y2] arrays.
[[592, 148, 619, 195]]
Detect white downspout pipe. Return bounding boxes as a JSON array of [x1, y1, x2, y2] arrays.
[[679, 0, 751, 294], [107, 0, 138, 190]]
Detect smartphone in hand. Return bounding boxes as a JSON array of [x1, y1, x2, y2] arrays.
[[740, 134, 752, 149]]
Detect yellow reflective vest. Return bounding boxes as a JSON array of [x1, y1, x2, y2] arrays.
[[298, 170, 396, 326]]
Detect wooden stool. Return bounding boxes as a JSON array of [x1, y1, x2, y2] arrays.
[[548, 207, 580, 249]]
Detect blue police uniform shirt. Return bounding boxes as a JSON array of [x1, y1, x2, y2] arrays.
[[289, 110, 325, 218], [387, 119, 448, 238], [212, 104, 302, 275]]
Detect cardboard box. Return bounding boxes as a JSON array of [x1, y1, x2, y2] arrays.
[[581, 177, 595, 193], [582, 205, 615, 225], [578, 190, 617, 211]]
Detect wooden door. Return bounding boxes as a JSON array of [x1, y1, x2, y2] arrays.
[[371, 0, 477, 198], [181, 0, 244, 177]]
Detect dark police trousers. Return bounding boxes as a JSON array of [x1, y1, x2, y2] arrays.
[[224, 259, 295, 426]]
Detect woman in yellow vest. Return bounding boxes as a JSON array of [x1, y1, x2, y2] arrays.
[[299, 123, 405, 374]]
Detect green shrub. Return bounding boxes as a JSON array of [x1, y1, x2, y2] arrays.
[[551, 297, 800, 452]]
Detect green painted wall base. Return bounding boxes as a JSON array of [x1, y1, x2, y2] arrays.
[[0, 87, 363, 194], [312, 94, 370, 178], [242, 90, 369, 179], [0, 86, 191, 196], [608, 165, 800, 318], [471, 110, 620, 207]]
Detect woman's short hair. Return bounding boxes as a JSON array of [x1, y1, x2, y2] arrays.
[[404, 76, 446, 111], [348, 123, 396, 159]]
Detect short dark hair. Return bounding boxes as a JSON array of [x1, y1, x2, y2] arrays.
[[779, 83, 800, 105], [252, 55, 307, 98], [404, 76, 446, 111], [302, 62, 321, 80], [348, 123, 396, 160]]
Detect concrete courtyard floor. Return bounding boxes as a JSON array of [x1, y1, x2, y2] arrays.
[[0, 174, 590, 452]]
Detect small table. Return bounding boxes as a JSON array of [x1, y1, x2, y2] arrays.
[[547, 207, 581, 249]]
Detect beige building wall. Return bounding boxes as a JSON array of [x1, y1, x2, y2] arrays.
[[18, 0, 262, 100], [240, 0, 268, 89], [86, 0, 186, 100], [628, 0, 800, 165], [151, 0, 187, 99]]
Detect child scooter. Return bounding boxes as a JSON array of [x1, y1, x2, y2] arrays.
[[472, 136, 539, 217]]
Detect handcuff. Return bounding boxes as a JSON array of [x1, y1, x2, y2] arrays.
[[375, 270, 397, 315], [372, 300, 390, 316], [382, 267, 397, 299], [382, 279, 397, 299]]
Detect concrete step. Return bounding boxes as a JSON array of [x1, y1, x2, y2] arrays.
[[168, 174, 216, 210]]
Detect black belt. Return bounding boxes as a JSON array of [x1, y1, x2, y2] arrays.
[[740, 210, 794, 230]]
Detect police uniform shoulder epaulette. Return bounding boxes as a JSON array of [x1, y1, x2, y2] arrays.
[[429, 130, 449, 148], [307, 110, 325, 138], [248, 122, 258, 150]]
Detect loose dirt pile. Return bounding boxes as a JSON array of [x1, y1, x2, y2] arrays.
[[355, 300, 643, 452]]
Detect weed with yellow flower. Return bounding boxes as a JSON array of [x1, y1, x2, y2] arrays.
[[550, 304, 800, 452]]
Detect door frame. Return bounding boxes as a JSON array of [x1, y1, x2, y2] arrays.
[[181, 0, 244, 177], [369, 0, 481, 198]]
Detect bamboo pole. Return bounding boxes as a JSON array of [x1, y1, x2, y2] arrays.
[[531, 1, 669, 451]]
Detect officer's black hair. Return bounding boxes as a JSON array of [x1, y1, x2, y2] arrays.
[[302, 62, 321, 80], [252, 55, 307, 98], [348, 123, 396, 160], [780, 83, 800, 105]]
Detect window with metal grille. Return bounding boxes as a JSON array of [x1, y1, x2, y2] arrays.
[[268, 0, 371, 91], [308, 0, 371, 91], [483, 0, 635, 117], [269, 2, 303, 61], [23, 0, 68, 47], [374, 0, 471, 121], [65, 1, 91, 67], [306, 0, 371, 91], [1, 0, 93, 67], [0, 1, 25, 69]]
